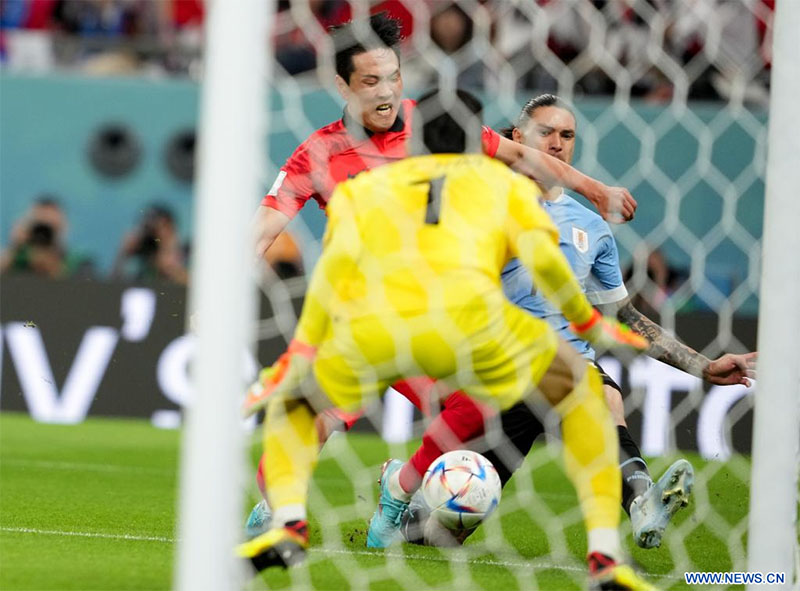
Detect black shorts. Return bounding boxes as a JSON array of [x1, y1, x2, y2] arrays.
[[482, 359, 621, 486], [480, 402, 544, 486], [592, 359, 622, 392]]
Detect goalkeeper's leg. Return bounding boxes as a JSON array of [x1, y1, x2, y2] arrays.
[[537, 340, 623, 562], [246, 407, 359, 538], [538, 342, 655, 589], [237, 394, 319, 570], [457, 303, 624, 561], [240, 337, 388, 571]]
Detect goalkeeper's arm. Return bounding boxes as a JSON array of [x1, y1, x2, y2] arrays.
[[516, 228, 593, 326], [243, 188, 358, 416], [291, 182, 360, 346]]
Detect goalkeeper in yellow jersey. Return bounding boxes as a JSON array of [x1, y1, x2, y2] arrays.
[[238, 89, 655, 591]]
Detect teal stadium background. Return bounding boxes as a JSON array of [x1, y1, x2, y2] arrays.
[[0, 74, 764, 314]]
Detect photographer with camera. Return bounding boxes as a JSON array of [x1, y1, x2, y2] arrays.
[[1, 196, 94, 279], [112, 204, 188, 285]]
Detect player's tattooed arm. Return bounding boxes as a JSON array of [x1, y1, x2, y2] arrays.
[[603, 297, 757, 386], [612, 297, 710, 378]]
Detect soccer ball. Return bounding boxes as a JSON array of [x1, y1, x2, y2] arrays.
[[421, 450, 502, 530]]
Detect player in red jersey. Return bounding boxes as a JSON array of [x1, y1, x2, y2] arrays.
[[253, 12, 637, 260], [245, 12, 636, 539]]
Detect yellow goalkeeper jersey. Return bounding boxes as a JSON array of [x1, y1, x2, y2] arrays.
[[295, 153, 594, 349]]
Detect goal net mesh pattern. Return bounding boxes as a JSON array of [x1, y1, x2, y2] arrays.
[[248, 1, 772, 589]]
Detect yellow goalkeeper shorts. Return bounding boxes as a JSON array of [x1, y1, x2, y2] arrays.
[[312, 296, 559, 412]]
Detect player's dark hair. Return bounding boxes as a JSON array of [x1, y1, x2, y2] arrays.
[[331, 12, 402, 83], [498, 126, 515, 140], [498, 94, 575, 142], [414, 88, 483, 154], [142, 203, 175, 225], [516, 94, 575, 130], [33, 194, 62, 209]]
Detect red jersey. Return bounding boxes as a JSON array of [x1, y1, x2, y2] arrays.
[[263, 98, 502, 217]]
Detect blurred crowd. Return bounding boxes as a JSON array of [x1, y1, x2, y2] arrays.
[[1, 0, 773, 103], [1, 196, 304, 285], [2, 195, 689, 319]]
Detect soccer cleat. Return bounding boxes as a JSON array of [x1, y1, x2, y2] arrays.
[[366, 459, 409, 548], [630, 458, 694, 549], [245, 499, 272, 539], [422, 512, 474, 547], [587, 552, 657, 591], [400, 491, 475, 547], [237, 520, 309, 571], [400, 491, 429, 545]]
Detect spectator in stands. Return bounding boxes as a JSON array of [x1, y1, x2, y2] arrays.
[[492, 1, 591, 93], [51, 0, 160, 75], [0, 0, 58, 71], [0, 195, 94, 279], [403, 2, 494, 90], [665, 0, 771, 105], [273, 0, 352, 76], [112, 203, 188, 285], [159, 0, 203, 75], [264, 231, 304, 280], [624, 247, 687, 322]]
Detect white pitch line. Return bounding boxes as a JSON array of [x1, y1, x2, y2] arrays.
[[0, 526, 674, 580], [312, 546, 584, 573], [1, 526, 574, 571], [1, 458, 174, 475], [1, 526, 173, 543]]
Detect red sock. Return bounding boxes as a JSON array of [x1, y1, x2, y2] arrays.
[[256, 453, 268, 499], [391, 377, 436, 416], [399, 392, 494, 494]]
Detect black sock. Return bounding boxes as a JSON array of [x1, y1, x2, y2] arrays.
[[617, 425, 652, 515], [285, 520, 308, 538]]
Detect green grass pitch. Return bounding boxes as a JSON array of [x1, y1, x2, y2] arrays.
[[0, 412, 750, 590]]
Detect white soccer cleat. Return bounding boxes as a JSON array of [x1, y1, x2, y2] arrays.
[[630, 459, 694, 549]]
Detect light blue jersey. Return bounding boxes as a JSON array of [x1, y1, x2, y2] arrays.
[[501, 192, 628, 360]]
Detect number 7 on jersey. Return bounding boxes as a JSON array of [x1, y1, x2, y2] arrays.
[[416, 176, 445, 225]]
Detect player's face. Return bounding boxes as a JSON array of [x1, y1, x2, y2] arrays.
[[515, 106, 576, 165], [336, 48, 403, 133]]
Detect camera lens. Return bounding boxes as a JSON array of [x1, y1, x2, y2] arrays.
[[29, 223, 55, 247], [136, 231, 159, 257]]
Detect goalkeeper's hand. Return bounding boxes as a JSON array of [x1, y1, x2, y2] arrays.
[[242, 339, 316, 418], [570, 309, 648, 353]]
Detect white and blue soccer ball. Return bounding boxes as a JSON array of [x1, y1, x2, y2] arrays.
[[421, 450, 502, 530]]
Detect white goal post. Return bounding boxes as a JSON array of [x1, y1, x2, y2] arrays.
[[167, 1, 796, 589], [174, 1, 273, 590], [746, 0, 800, 589]]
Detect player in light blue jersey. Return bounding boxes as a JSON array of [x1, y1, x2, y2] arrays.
[[499, 94, 757, 548], [502, 193, 627, 361], [399, 95, 757, 553]]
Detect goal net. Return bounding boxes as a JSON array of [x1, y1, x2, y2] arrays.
[[196, 1, 792, 589]]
